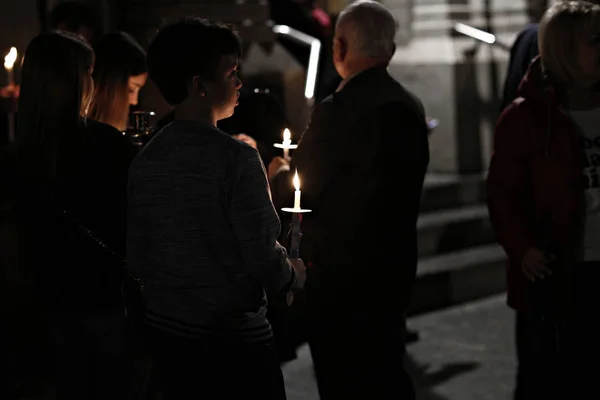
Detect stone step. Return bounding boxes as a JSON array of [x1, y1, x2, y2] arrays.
[[420, 173, 486, 212], [417, 204, 493, 257], [409, 243, 506, 315]]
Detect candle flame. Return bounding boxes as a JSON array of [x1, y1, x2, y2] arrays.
[[293, 169, 300, 190], [283, 128, 291, 142], [4, 47, 17, 70]]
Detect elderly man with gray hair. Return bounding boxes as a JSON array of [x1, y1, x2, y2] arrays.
[[269, 1, 429, 399]]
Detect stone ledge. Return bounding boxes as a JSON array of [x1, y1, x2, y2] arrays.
[[417, 204, 494, 257], [420, 173, 486, 212], [409, 244, 506, 315]]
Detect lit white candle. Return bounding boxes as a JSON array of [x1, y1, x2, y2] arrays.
[[293, 169, 301, 210], [4, 47, 17, 85], [273, 127, 297, 157], [283, 128, 291, 160], [4, 47, 17, 144]]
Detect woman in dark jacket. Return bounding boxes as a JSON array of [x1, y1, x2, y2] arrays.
[[487, 2, 600, 398], [16, 31, 136, 399]]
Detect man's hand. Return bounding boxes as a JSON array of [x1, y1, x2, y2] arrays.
[[290, 258, 306, 289], [268, 156, 290, 181], [234, 133, 258, 150], [522, 247, 555, 282]]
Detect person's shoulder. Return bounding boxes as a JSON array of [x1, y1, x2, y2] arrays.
[[182, 123, 256, 168], [231, 135, 261, 163], [310, 95, 336, 117], [319, 94, 334, 105], [517, 23, 539, 40], [394, 81, 424, 110], [496, 97, 536, 137], [501, 96, 534, 119], [372, 76, 426, 119], [511, 24, 539, 55], [306, 98, 336, 131], [83, 118, 120, 135], [81, 118, 137, 155]]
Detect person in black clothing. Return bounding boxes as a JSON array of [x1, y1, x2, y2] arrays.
[[269, 2, 429, 399], [16, 31, 137, 399]]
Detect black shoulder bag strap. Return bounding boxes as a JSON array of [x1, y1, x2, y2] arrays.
[[48, 192, 145, 320]]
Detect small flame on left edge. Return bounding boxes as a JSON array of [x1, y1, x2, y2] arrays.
[[4, 47, 17, 70]]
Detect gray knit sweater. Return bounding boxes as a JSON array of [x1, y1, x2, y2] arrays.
[[127, 120, 294, 342]]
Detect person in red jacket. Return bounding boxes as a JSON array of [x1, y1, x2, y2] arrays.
[[487, 2, 600, 398]]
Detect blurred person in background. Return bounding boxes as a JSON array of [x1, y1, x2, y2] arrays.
[[500, 0, 600, 111], [16, 31, 135, 399], [49, 1, 98, 43], [488, 2, 600, 398]]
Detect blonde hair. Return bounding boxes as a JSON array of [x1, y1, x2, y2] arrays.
[[538, 1, 600, 85]]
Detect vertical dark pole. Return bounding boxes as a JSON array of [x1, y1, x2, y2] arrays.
[[485, 0, 501, 162]]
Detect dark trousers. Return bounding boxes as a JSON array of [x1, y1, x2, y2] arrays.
[[52, 311, 132, 400], [147, 327, 287, 400], [514, 263, 600, 399], [307, 306, 414, 399]]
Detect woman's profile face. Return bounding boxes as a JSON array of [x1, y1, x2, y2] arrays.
[[128, 72, 147, 106]]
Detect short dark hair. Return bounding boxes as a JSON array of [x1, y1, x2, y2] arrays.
[[147, 18, 242, 105], [49, 1, 97, 36]]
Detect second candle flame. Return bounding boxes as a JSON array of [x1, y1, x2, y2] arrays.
[[293, 169, 300, 190]]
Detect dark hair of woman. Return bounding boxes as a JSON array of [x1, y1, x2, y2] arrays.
[[17, 31, 94, 182], [89, 32, 147, 131]]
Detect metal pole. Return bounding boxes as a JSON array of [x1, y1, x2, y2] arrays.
[[273, 25, 322, 107]]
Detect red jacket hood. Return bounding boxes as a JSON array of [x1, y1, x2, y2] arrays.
[[516, 55, 560, 105]]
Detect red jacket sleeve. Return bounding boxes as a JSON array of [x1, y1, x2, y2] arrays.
[[487, 103, 536, 264]]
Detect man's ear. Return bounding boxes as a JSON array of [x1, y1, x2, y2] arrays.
[[191, 76, 206, 96], [334, 37, 347, 62]]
